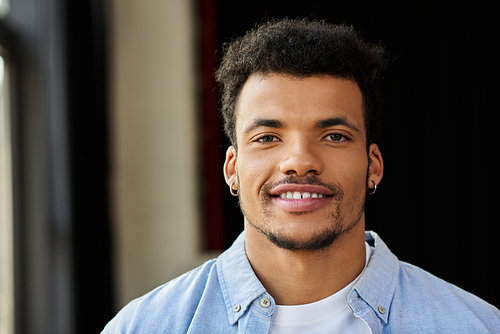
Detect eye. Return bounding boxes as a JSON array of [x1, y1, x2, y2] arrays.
[[257, 135, 279, 143], [325, 133, 346, 142]]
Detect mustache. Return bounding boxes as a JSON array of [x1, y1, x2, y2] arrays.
[[262, 175, 343, 197]]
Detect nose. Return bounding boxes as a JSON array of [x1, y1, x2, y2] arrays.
[[279, 139, 324, 176]]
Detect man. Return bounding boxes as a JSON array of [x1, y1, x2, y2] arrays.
[[102, 18, 500, 333]]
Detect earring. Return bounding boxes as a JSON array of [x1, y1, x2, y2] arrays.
[[229, 182, 239, 196], [368, 180, 377, 195]]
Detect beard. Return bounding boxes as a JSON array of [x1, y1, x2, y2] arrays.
[[239, 174, 366, 252]]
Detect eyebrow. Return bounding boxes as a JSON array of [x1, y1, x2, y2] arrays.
[[242, 116, 361, 135], [243, 118, 284, 135], [315, 117, 361, 134]]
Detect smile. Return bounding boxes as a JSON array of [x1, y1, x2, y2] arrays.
[[269, 183, 334, 198], [269, 185, 334, 213], [278, 191, 326, 199]]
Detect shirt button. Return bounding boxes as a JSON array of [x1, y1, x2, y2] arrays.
[[233, 304, 241, 312], [260, 297, 271, 308], [378, 306, 385, 314]]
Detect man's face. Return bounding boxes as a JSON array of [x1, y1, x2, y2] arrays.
[[224, 73, 382, 251]]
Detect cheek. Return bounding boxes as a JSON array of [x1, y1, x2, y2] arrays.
[[236, 157, 273, 217], [237, 153, 277, 191], [330, 152, 369, 193]]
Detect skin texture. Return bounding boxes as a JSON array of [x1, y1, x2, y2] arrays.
[[224, 73, 383, 305]]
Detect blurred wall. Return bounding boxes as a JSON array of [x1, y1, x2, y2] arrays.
[[110, 0, 212, 309]]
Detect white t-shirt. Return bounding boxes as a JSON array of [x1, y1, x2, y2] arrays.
[[269, 242, 374, 334]]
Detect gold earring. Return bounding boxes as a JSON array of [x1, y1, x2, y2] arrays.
[[229, 182, 239, 196]]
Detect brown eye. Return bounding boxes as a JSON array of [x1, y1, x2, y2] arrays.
[[326, 133, 344, 142], [258, 135, 278, 143]]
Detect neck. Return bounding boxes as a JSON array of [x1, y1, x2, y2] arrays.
[[244, 220, 367, 305]]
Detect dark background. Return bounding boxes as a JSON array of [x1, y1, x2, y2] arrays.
[[213, 1, 499, 308], [3, 0, 498, 333]]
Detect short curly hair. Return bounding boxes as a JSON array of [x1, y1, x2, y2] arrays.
[[215, 18, 389, 150]]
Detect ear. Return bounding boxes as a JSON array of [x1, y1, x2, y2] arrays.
[[368, 143, 384, 185], [223, 146, 237, 186]]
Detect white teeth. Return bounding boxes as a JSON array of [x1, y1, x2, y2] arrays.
[[278, 192, 325, 199]]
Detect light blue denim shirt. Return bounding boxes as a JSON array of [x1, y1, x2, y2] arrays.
[[102, 231, 500, 333]]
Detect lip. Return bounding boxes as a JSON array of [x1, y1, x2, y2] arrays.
[[269, 184, 334, 213], [272, 196, 330, 212]]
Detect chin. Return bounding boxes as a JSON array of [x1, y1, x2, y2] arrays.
[[263, 224, 347, 251]]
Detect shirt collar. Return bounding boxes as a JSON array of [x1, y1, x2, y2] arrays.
[[217, 230, 399, 325], [351, 230, 399, 324], [217, 232, 268, 325]]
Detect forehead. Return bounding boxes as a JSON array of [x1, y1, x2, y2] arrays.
[[235, 74, 365, 135]]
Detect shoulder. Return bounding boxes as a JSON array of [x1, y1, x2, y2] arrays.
[[101, 258, 220, 333], [101, 233, 250, 333], [362, 232, 500, 332], [397, 260, 495, 309], [393, 260, 500, 331]]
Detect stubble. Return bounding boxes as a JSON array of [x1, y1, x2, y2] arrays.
[[239, 174, 365, 252]]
